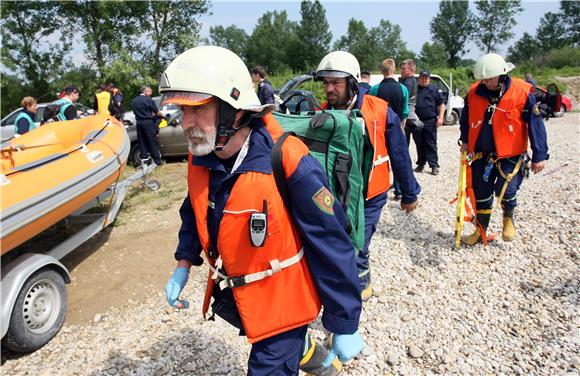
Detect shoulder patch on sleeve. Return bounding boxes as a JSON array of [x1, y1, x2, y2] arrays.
[[312, 186, 335, 215]]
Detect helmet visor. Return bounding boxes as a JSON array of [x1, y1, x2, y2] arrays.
[[315, 70, 351, 80], [160, 91, 213, 106]]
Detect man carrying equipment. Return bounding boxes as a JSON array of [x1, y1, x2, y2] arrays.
[[162, 46, 364, 376], [315, 51, 420, 300], [459, 53, 548, 245]]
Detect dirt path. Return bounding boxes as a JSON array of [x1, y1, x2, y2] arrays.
[[61, 162, 188, 324]]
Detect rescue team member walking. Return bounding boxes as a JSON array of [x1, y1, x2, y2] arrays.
[[162, 46, 364, 376], [315, 51, 420, 301], [14, 97, 38, 135], [131, 86, 165, 166], [414, 70, 445, 175], [460, 53, 548, 245]]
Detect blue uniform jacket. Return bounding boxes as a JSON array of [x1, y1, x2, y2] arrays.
[[131, 94, 159, 122], [460, 76, 549, 163], [257, 80, 275, 105], [356, 88, 421, 205], [369, 78, 409, 120], [175, 117, 361, 335], [415, 84, 444, 122]]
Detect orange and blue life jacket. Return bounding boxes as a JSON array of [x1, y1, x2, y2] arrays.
[[178, 113, 361, 343], [460, 76, 548, 162]]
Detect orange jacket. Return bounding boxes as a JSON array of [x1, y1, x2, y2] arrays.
[[187, 114, 321, 344], [467, 78, 533, 159], [321, 96, 391, 200]]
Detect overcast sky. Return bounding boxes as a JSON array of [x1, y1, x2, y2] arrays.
[[199, 0, 561, 58]]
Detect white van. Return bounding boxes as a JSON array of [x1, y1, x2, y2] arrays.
[[369, 74, 464, 125]]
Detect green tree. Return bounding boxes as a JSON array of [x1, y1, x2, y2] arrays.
[[0, 1, 70, 99], [334, 18, 412, 72], [246, 11, 298, 74], [430, 0, 475, 68], [473, 0, 523, 53], [292, 0, 332, 72], [536, 12, 568, 51], [133, 0, 210, 79], [60, 1, 139, 78], [418, 42, 448, 70], [506, 32, 539, 64], [560, 1, 580, 47], [209, 25, 249, 61]]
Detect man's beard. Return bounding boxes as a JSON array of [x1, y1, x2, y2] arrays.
[[184, 126, 216, 156]]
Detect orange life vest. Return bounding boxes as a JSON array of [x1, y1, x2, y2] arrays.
[[187, 113, 321, 344], [467, 78, 532, 159], [321, 96, 391, 200]]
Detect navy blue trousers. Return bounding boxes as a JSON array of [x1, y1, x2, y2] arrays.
[[357, 192, 388, 290], [415, 124, 439, 168], [137, 120, 161, 165], [471, 155, 524, 211], [248, 325, 307, 375]]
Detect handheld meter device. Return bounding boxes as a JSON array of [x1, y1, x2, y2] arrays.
[[250, 200, 268, 247]]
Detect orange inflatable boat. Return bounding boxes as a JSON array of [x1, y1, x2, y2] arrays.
[[0, 115, 130, 254]]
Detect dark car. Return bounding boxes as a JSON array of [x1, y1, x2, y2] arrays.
[[274, 74, 320, 114]]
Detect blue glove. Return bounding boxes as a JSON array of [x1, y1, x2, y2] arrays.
[[164, 267, 190, 309], [322, 331, 364, 366]]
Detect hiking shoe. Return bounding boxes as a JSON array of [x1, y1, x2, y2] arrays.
[[431, 167, 439, 175], [414, 165, 424, 173], [502, 216, 516, 241], [300, 334, 342, 376]]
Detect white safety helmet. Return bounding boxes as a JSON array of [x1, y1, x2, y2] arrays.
[[315, 51, 361, 83], [473, 53, 515, 80], [159, 46, 274, 114]]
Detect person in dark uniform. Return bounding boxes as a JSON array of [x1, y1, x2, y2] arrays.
[[414, 70, 445, 175], [251, 66, 275, 105], [358, 70, 372, 91], [131, 86, 165, 166]]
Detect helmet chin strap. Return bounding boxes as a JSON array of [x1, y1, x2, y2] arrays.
[[214, 99, 239, 151]]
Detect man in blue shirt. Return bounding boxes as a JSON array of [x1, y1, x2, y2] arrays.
[[251, 66, 275, 105], [131, 86, 165, 166]]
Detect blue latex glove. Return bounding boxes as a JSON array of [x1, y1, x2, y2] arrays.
[[322, 331, 365, 366], [164, 267, 190, 309]]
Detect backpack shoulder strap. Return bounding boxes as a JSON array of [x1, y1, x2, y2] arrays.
[[271, 131, 295, 209]]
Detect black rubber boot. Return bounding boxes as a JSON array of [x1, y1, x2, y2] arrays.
[[300, 334, 342, 375]]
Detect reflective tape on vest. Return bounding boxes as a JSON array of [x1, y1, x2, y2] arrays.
[[208, 248, 305, 290], [373, 154, 390, 167]]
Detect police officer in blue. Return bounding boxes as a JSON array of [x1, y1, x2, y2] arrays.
[[251, 66, 275, 105], [14, 96, 38, 135], [131, 86, 166, 166], [414, 70, 445, 175]]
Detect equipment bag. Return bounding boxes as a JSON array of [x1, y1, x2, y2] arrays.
[[271, 109, 370, 254]]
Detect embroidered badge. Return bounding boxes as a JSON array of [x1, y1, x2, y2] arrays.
[[312, 187, 334, 215]]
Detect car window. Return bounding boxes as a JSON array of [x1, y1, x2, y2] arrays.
[[429, 77, 448, 93], [35, 107, 46, 122], [1, 111, 20, 127]]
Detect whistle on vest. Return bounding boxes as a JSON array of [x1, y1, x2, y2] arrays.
[[250, 200, 268, 247]]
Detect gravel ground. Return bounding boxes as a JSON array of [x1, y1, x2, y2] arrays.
[[1, 115, 579, 375]]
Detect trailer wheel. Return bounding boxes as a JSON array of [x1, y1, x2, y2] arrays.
[[445, 110, 459, 125], [2, 269, 67, 353]]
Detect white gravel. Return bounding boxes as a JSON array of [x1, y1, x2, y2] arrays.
[[2, 115, 579, 375]]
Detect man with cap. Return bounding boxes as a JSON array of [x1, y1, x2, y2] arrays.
[[460, 53, 548, 245], [315, 51, 420, 301], [53, 85, 80, 121], [414, 70, 445, 175], [161, 46, 364, 376]]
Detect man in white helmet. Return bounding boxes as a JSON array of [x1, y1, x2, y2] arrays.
[[161, 46, 363, 375], [315, 51, 420, 301], [459, 53, 548, 245]]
